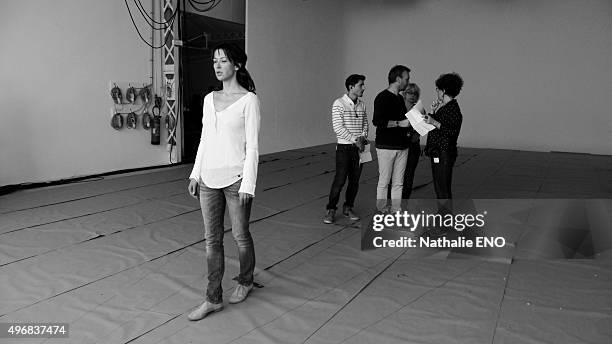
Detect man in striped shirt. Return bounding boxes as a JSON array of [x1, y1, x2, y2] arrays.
[[324, 74, 369, 224]]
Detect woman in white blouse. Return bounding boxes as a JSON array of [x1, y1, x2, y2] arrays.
[[186, 43, 261, 321]]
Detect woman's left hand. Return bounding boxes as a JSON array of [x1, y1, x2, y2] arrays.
[[239, 192, 253, 206], [423, 114, 439, 127]]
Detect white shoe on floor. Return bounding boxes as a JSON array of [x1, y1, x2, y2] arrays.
[[229, 284, 253, 304], [187, 301, 223, 321]]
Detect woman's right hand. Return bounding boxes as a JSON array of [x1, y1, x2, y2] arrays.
[[431, 99, 442, 113], [187, 179, 199, 199]]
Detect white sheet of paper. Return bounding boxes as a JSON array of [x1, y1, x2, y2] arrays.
[[405, 100, 435, 136], [412, 99, 426, 114], [359, 144, 372, 164]]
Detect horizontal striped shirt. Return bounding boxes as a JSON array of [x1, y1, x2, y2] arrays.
[[332, 94, 368, 144]]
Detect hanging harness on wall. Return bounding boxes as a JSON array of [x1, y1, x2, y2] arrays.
[[126, 86, 137, 103], [126, 112, 138, 129], [111, 113, 124, 130], [111, 84, 123, 104]]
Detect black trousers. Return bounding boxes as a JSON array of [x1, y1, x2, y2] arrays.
[[326, 144, 362, 210], [430, 150, 457, 199], [402, 141, 421, 199]]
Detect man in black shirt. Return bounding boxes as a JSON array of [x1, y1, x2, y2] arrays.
[[373, 65, 413, 212]]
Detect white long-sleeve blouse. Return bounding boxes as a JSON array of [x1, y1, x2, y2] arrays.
[[189, 91, 260, 196]]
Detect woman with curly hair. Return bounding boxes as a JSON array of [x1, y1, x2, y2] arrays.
[[423, 72, 464, 199]]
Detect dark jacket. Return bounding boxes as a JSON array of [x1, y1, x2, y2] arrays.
[[372, 90, 413, 150], [425, 99, 463, 157]]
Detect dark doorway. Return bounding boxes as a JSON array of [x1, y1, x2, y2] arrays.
[[180, 12, 245, 162]]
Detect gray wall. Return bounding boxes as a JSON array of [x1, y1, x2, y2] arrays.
[[248, 0, 612, 155], [247, 0, 348, 154]]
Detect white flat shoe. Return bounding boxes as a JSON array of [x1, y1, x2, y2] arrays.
[[229, 284, 253, 304], [187, 301, 223, 321]]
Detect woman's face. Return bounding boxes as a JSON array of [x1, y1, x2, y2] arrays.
[[436, 88, 445, 101], [405, 92, 418, 106], [213, 49, 238, 82]]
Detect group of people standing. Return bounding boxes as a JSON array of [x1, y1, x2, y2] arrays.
[[323, 65, 464, 224], [182, 42, 464, 321]]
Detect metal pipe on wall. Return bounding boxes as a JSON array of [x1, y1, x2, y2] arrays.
[[150, 0, 154, 90]]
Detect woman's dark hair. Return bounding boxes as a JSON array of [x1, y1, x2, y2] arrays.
[[212, 42, 256, 93], [435, 72, 463, 98], [345, 74, 365, 91]]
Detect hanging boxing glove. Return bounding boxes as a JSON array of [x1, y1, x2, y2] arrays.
[[142, 112, 152, 129], [127, 112, 138, 129], [111, 113, 124, 130], [126, 86, 137, 103], [111, 84, 123, 104], [139, 86, 151, 104]]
